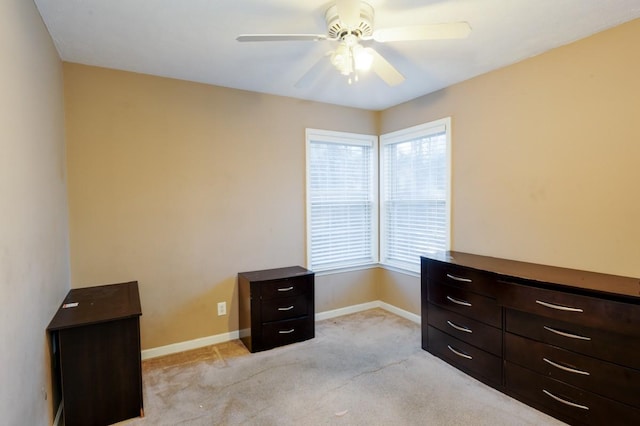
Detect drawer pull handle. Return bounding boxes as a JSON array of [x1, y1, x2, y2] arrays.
[[446, 273, 472, 283], [278, 329, 295, 334], [447, 345, 472, 360], [278, 305, 295, 311], [277, 286, 294, 292], [543, 358, 590, 376], [543, 326, 591, 341], [542, 389, 589, 411], [446, 296, 472, 307], [447, 320, 472, 333], [536, 300, 583, 313]]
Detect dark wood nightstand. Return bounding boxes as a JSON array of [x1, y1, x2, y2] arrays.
[[238, 266, 314, 352], [48, 281, 143, 426]]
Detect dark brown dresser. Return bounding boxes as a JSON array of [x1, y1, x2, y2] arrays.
[[421, 252, 640, 425], [238, 266, 314, 352], [48, 281, 143, 426]]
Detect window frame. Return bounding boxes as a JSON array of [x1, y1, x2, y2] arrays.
[[379, 117, 452, 274], [305, 128, 379, 274]]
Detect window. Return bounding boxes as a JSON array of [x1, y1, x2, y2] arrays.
[[306, 129, 378, 272], [380, 118, 451, 272]]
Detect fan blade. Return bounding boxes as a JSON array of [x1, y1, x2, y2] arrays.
[[295, 54, 333, 88], [236, 34, 327, 42], [367, 48, 404, 86], [336, 0, 360, 29], [373, 22, 471, 42]]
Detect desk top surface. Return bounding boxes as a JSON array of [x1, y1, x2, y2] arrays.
[[47, 281, 141, 331]]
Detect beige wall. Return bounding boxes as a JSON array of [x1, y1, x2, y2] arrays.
[[65, 18, 640, 348], [378, 269, 421, 315], [0, 0, 70, 424], [64, 63, 378, 349], [379, 19, 640, 313]]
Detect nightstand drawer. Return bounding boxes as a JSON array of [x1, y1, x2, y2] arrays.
[[506, 362, 640, 425], [427, 326, 501, 386], [428, 303, 501, 355], [261, 317, 314, 349], [505, 332, 640, 408], [261, 295, 309, 322], [261, 276, 312, 300], [428, 282, 501, 328]]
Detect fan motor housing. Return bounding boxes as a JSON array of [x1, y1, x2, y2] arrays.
[[325, 2, 374, 40]]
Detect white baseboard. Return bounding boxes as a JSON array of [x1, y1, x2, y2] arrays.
[[315, 300, 420, 324], [377, 301, 421, 324], [314, 301, 380, 321], [141, 301, 420, 360], [52, 401, 63, 426], [141, 330, 240, 360]]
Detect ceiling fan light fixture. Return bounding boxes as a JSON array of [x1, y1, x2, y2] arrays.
[[330, 43, 352, 75], [330, 41, 372, 81], [353, 44, 373, 71]]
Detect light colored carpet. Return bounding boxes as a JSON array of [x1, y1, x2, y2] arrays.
[[118, 309, 566, 425]]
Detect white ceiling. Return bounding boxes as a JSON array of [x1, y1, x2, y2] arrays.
[[34, 0, 640, 111]]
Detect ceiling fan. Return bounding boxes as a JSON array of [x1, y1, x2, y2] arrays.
[[236, 0, 471, 86]]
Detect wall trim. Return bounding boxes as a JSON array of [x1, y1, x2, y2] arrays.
[[314, 301, 380, 321], [315, 300, 420, 324], [141, 331, 240, 360], [141, 301, 420, 360], [52, 401, 63, 426], [378, 301, 421, 324]]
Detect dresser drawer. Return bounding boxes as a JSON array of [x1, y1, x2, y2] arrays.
[[506, 362, 640, 425], [427, 326, 502, 386], [428, 260, 497, 297], [261, 317, 314, 350], [428, 303, 502, 356], [506, 309, 640, 369], [505, 332, 640, 408], [260, 275, 312, 300], [428, 283, 501, 328], [498, 281, 640, 337], [261, 295, 309, 323]]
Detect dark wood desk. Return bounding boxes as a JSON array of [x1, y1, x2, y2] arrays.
[[48, 281, 143, 426]]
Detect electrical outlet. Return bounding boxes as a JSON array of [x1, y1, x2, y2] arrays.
[[217, 301, 226, 316]]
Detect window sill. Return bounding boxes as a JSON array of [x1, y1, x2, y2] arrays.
[[311, 263, 379, 277]]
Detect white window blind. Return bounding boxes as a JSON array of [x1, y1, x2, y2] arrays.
[[380, 118, 451, 272], [306, 129, 378, 272]]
